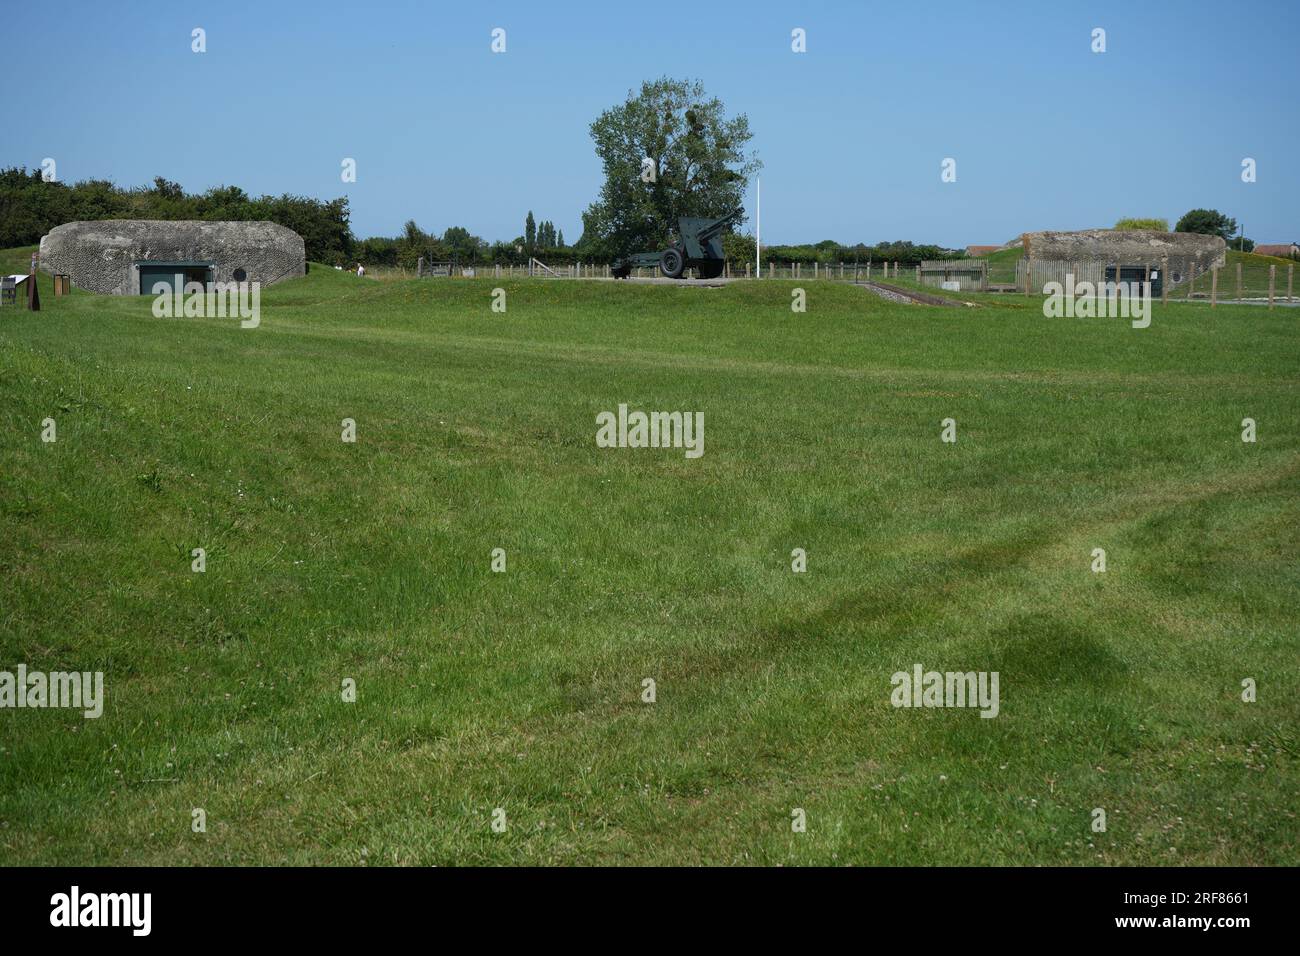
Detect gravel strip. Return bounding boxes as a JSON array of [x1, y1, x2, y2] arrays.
[[858, 283, 914, 304]]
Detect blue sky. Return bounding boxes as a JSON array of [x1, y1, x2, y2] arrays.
[[3, 0, 1296, 247]]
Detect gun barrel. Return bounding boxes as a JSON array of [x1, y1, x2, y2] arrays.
[[694, 208, 744, 240]]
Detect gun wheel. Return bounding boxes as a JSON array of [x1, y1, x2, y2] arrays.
[[660, 248, 685, 279]]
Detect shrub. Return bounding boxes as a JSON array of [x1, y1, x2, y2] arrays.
[[1114, 218, 1168, 231]]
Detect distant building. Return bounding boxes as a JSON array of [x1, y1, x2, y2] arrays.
[[965, 245, 1002, 256], [39, 221, 306, 295], [1253, 243, 1299, 259]]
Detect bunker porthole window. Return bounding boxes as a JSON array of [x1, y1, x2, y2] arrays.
[[232, 267, 247, 282]]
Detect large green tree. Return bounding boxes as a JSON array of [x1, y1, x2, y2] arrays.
[[577, 77, 760, 259], [442, 225, 485, 262], [1175, 208, 1237, 240]]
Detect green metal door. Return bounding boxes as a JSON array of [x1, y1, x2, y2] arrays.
[[139, 266, 184, 296], [137, 262, 213, 295]]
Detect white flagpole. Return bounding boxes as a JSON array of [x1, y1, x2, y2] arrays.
[[756, 178, 761, 279]]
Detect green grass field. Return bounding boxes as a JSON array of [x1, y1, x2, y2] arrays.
[[2, 250, 1297, 865]]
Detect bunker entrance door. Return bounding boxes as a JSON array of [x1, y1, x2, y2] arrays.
[[138, 261, 214, 295]]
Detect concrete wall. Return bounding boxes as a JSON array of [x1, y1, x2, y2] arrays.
[[39, 220, 306, 294]]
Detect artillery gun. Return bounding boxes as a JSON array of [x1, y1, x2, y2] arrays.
[[611, 209, 742, 279]]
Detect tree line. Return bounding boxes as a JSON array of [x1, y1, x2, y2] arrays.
[[0, 166, 591, 268], [0, 163, 976, 270], [6, 154, 1255, 274], [722, 235, 963, 266], [354, 211, 571, 269], [0, 167, 352, 263]]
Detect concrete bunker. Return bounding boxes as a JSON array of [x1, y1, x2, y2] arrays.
[[38, 220, 306, 295]]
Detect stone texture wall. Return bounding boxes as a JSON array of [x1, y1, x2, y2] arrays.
[[39, 220, 306, 294], [1023, 229, 1226, 272]]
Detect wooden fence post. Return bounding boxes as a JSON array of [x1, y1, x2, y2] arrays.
[[1269, 264, 1276, 309], [1161, 256, 1169, 304], [1211, 266, 1218, 307], [1289, 263, 1294, 302], [1236, 262, 1243, 300]]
